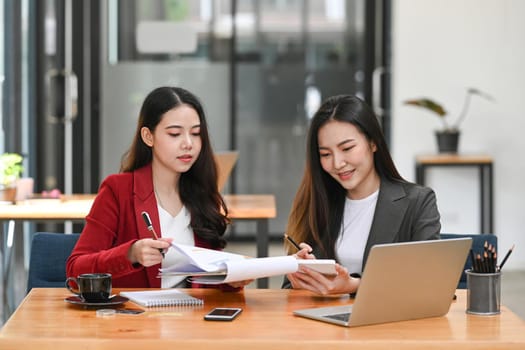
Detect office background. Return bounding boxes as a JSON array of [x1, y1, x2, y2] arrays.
[[1, 0, 388, 237], [392, 0, 524, 270], [1, 0, 523, 271]]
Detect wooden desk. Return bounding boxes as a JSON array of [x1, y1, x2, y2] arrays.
[[0, 194, 276, 264], [0, 194, 276, 321], [415, 154, 494, 233], [0, 194, 276, 221], [1, 288, 524, 349]]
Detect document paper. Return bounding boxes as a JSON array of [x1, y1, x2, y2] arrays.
[[158, 243, 335, 284]]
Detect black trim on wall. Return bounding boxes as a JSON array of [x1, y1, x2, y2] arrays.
[[229, 0, 238, 194], [29, 0, 46, 187], [72, 0, 84, 194], [117, 2, 137, 60], [363, 0, 376, 106], [363, 0, 391, 148], [72, 0, 101, 194], [381, 0, 392, 147], [71, 0, 102, 194], [2, 0, 23, 153], [88, 0, 101, 193]]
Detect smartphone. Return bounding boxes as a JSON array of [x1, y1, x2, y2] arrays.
[[204, 307, 242, 321]]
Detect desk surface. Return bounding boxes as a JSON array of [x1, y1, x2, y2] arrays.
[[1, 288, 524, 350], [416, 154, 493, 165], [0, 194, 276, 220], [0, 194, 277, 320]]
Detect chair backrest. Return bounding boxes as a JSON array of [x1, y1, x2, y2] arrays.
[[215, 151, 239, 192], [27, 232, 80, 293], [440, 233, 497, 289]]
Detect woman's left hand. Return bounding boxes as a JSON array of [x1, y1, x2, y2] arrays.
[[226, 279, 254, 288], [287, 263, 360, 295]]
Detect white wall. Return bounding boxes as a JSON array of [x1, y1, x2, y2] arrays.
[[392, 0, 525, 269]]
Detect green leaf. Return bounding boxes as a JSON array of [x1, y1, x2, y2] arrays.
[[0, 153, 24, 186], [404, 98, 447, 117]]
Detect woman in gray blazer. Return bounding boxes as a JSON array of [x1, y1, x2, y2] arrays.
[[283, 95, 441, 295]]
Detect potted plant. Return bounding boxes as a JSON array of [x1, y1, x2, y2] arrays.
[[404, 88, 494, 153], [0, 152, 24, 203]]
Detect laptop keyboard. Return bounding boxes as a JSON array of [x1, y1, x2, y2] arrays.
[[325, 312, 351, 322]]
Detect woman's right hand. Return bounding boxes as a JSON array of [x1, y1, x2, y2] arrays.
[[127, 238, 172, 267], [294, 243, 315, 260]]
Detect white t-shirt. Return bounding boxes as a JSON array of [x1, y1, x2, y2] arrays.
[[335, 190, 379, 274], [158, 205, 195, 288]]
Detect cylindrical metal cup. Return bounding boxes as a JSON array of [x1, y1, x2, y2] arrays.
[[466, 269, 501, 315]]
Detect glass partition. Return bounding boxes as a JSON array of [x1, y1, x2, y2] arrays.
[[101, 0, 232, 177], [233, 0, 366, 236], [100, 0, 384, 238]]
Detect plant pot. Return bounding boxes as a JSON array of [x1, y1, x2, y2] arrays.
[[0, 185, 17, 203], [435, 130, 460, 154]]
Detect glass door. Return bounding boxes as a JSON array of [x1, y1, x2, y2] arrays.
[[100, 0, 233, 178], [232, 0, 390, 237], [98, 0, 389, 238]]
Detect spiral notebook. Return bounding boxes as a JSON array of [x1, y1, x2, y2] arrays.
[[120, 289, 203, 307]]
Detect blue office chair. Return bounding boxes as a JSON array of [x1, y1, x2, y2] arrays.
[[440, 233, 497, 289], [27, 232, 80, 293]]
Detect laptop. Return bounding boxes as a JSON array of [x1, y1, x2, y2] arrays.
[[293, 238, 472, 327], [215, 151, 239, 192]]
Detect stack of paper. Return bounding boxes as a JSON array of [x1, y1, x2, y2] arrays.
[[159, 243, 336, 284]]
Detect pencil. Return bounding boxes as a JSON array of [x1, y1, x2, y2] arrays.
[[141, 211, 165, 258], [284, 234, 312, 254], [476, 254, 483, 273], [469, 249, 477, 272], [490, 246, 497, 273], [483, 251, 490, 273], [498, 244, 515, 271]]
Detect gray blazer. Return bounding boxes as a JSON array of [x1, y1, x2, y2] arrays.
[[282, 178, 441, 288]]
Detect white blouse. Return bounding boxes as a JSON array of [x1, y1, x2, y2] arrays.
[[335, 190, 379, 274], [158, 205, 195, 288]]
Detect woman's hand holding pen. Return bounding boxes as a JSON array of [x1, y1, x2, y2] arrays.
[[284, 234, 315, 259], [294, 243, 316, 260], [284, 233, 359, 295], [287, 263, 360, 296], [128, 238, 172, 267]]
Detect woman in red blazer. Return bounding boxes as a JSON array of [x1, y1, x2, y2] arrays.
[[66, 87, 248, 290]]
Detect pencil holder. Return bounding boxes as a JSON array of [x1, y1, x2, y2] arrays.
[[465, 269, 501, 315]]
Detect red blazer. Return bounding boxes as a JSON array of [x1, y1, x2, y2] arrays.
[[66, 164, 235, 290]]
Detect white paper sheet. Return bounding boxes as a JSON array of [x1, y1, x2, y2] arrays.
[[158, 243, 336, 284]]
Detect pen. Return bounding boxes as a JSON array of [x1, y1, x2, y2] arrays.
[[498, 244, 515, 271], [141, 211, 165, 258], [284, 233, 312, 254]]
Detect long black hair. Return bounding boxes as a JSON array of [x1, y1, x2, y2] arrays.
[[121, 86, 229, 248], [287, 95, 404, 257]]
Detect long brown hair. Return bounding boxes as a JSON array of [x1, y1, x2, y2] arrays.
[[286, 95, 404, 257], [121, 86, 229, 248]]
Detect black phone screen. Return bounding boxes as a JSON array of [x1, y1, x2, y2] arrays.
[[204, 307, 242, 321]]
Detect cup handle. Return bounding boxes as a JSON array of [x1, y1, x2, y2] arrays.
[[65, 277, 81, 296]]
